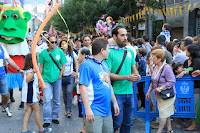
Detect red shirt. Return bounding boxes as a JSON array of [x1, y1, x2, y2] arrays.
[[7, 55, 24, 73]]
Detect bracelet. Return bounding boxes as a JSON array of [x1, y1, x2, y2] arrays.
[[17, 68, 21, 72], [127, 75, 129, 81]]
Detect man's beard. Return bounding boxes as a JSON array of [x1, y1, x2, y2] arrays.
[[116, 39, 126, 48]]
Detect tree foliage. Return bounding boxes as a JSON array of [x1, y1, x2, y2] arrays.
[[44, 0, 137, 33]]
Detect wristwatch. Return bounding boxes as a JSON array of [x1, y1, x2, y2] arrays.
[[184, 70, 187, 75], [159, 87, 163, 91], [17, 68, 21, 72]]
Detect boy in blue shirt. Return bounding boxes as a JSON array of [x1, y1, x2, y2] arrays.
[[79, 38, 119, 133]]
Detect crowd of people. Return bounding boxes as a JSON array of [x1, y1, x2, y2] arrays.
[[0, 23, 200, 133]]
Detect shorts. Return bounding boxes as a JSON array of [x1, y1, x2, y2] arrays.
[[27, 101, 39, 105], [0, 76, 9, 95]]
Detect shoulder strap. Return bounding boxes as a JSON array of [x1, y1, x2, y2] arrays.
[[157, 64, 166, 86], [47, 49, 61, 71], [116, 48, 127, 74]]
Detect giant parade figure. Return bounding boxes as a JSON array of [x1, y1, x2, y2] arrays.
[[0, 0, 31, 109]]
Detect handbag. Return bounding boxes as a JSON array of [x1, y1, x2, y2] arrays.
[[157, 64, 175, 100]]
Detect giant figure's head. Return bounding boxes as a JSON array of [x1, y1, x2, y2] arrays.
[[0, 0, 31, 44]]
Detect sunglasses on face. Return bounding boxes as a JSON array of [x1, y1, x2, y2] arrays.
[[28, 40, 32, 42], [50, 41, 57, 44]]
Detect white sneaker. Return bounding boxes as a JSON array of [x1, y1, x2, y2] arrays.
[[4, 107, 12, 117]]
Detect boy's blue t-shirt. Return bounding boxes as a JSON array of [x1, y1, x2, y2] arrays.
[[79, 59, 111, 117]]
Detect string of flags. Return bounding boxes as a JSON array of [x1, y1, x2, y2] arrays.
[[70, 27, 95, 36], [115, 2, 199, 24], [69, 1, 199, 36]]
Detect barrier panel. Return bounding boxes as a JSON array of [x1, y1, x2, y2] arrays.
[[133, 75, 200, 133]]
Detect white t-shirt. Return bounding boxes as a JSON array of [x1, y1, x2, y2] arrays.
[[21, 69, 39, 103], [0, 45, 9, 68], [63, 51, 77, 76], [36, 42, 48, 55], [126, 45, 137, 59]]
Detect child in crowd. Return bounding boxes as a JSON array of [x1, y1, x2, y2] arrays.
[[173, 63, 184, 75], [77, 48, 91, 133], [160, 23, 171, 43], [137, 48, 147, 109], [21, 53, 52, 133]]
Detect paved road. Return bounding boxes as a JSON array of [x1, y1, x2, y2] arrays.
[[0, 89, 199, 133]]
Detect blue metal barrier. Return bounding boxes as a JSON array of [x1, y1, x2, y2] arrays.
[[133, 75, 200, 133]]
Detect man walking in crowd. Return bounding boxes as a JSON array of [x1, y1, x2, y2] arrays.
[[39, 35, 67, 127], [82, 35, 92, 50], [79, 37, 119, 133], [0, 44, 24, 117], [142, 34, 152, 53], [105, 25, 141, 133], [173, 38, 193, 64]]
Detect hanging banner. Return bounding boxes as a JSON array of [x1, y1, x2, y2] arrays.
[[139, 11, 141, 19], [142, 10, 145, 17], [130, 16, 132, 22], [133, 15, 135, 22], [157, 9, 160, 15], [194, 2, 197, 8], [160, 9, 166, 16], [161, 9, 165, 16], [151, 8, 153, 14], [179, 6, 182, 16], [136, 13, 138, 20], [166, 8, 170, 16], [174, 7, 177, 16], [184, 5, 186, 11], [188, 4, 191, 12], [170, 8, 173, 16]]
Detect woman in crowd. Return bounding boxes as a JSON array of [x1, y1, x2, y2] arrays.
[[177, 44, 200, 131], [59, 40, 78, 118], [146, 49, 176, 133]]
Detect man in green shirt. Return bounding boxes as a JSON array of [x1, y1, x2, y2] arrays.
[[39, 35, 67, 127], [104, 25, 141, 133]]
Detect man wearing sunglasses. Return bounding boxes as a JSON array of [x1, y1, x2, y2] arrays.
[[39, 35, 67, 128]]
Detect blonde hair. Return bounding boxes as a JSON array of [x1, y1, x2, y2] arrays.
[[151, 49, 166, 62], [0, 6, 24, 20]]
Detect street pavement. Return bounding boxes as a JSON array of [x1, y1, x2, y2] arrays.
[[0, 89, 199, 133]]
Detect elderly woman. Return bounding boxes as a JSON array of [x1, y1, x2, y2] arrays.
[[146, 49, 176, 133]]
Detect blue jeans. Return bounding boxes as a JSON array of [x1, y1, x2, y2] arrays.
[[62, 76, 75, 112], [112, 94, 134, 133], [43, 79, 62, 123], [0, 76, 8, 95]]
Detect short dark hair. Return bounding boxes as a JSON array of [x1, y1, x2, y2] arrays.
[[92, 37, 108, 55], [163, 23, 171, 31], [112, 25, 126, 37], [156, 35, 166, 45], [137, 38, 143, 46], [80, 48, 91, 55], [127, 33, 133, 44], [82, 34, 91, 41], [173, 63, 183, 75], [182, 38, 193, 47], [42, 31, 48, 36], [142, 34, 149, 42], [187, 44, 200, 62], [138, 48, 147, 56]]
